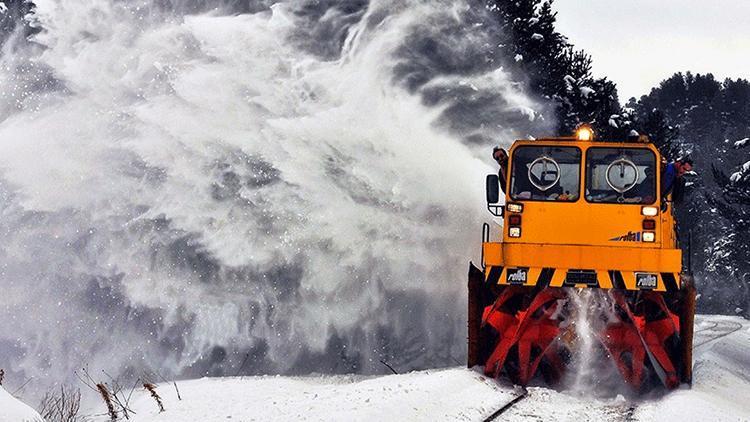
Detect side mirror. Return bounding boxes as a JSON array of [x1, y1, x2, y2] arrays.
[[486, 174, 500, 204], [486, 174, 504, 217]]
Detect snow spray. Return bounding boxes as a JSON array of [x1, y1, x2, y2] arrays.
[[0, 0, 549, 396], [564, 289, 630, 397]]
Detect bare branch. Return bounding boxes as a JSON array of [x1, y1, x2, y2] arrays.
[[379, 359, 399, 375], [39, 385, 81, 422], [10, 378, 33, 396], [172, 381, 182, 401], [235, 352, 250, 377]]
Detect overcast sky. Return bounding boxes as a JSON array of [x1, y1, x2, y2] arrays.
[[553, 0, 750, 101]]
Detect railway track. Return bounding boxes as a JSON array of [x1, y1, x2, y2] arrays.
[[480, 387, 640, 422], [481, 387, 528, 422], [475, 318, 745, 422], [694, 320, 744, 348], [693, 321, 719, 334]]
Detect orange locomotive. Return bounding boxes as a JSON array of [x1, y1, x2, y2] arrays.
[[468, 127, 696, 391]]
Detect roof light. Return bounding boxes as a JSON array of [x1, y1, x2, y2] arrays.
[[641, 206, 658, 216], [576, 126, 594, 141]]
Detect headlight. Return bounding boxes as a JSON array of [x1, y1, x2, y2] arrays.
[[506, 203, 524, 213], [641, 206, 658, 216], [642, 231, 655, 242], [509, 227, 521, 238]]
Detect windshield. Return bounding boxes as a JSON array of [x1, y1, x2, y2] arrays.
[[585, 148, 656, 204], [510, 146, 581, 202]]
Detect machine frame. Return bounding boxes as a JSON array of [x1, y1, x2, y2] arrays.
[[468, 131, 696, 391]]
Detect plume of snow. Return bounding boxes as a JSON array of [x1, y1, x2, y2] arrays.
[[0, 0, 547, 395]]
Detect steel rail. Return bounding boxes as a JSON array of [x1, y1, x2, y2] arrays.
[[482, 387, 529, 422], [694, 321, 743, 348]]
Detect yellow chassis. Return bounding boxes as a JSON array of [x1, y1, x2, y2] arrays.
[[482, 242, 682, 291]]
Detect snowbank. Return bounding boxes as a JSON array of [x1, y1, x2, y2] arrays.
[[87, 316, 750, 421], [634, 315, 750, 421], [0, 386, 43, 422], [97, 369, 518, 422]]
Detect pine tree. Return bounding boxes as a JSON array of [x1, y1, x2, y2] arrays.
[[484, 0, 624, 137], [636, 72, 750, 316], [706, 142, 750, 316], [637, 106, 679, 158]]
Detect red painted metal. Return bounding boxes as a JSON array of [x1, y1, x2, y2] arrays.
[[482, 288, 566, 385], [479, 284, 682, 390], [600, 291, 681, 389]]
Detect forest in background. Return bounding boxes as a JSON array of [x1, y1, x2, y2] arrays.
[[483, 0, 750, 316]]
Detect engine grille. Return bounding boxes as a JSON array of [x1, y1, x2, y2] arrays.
[[564, 269, 598, 286]]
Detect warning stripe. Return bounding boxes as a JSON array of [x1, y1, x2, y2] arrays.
[[537, 268, 554, 288], [661, 273, 679, 291], [486, 266, 503, 285], [485, 265, 681, 292], [608, 270, 627, 290]]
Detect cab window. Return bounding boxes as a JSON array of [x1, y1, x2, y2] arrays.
[[585, 148, 656, 204], [509, 146, 581, 202]]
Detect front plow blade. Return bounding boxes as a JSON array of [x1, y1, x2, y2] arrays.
[[600, 291, 684, 391], [679, 277, 697, 385], [468, 263, 568, 385], [468, 262, 496, 368], [468, 265, 692, 392], [483, 288, 567, 385]]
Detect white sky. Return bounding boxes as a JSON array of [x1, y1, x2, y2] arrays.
[[553, 0, 750, 101]]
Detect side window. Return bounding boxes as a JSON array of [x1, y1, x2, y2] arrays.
[[585, 148, 656, 204], [510, 146, 581, 201]]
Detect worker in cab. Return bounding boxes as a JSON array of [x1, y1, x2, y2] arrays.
[[493, 146, 508, 193], [633, 167, 656, 204], [662, 155, 693, 203]]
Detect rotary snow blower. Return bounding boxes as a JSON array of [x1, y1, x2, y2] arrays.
[[468, 127, 696, 392]]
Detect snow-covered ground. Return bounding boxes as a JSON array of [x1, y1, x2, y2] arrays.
[[74, 315, 749, 421], [0, 386, 43, 422]]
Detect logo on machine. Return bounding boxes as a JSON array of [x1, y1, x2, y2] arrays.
[[636, 273, 658, 289], [609, 231, 641, 242], [506, 268, 528, 285]]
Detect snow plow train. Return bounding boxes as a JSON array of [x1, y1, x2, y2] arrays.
[[468, 127, 696, 392]]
